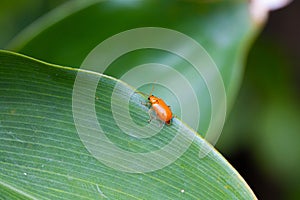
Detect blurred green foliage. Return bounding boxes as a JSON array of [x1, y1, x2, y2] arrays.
[[6, 0, 256, 139], [0, 0, 68, 47]]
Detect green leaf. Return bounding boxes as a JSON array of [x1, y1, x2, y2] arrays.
[[0, 0, 68, 48], [0, 50, 256, 199], [7, 0, 259, 136]]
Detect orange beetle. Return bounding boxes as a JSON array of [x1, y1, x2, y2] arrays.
[[148, 95, 173, 125]]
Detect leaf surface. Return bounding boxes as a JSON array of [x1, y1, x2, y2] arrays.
[[0, 50, 256, 199]]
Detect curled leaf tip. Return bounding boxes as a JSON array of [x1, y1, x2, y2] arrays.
[[249, 0, 293, 25]]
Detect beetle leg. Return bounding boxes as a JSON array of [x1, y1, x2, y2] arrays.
[[158, 120, 164, 128], [141, 101, 151, 107], [147, 108, 154, 123]]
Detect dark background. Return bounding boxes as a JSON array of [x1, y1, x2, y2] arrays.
[[218, 1, 300, 199]]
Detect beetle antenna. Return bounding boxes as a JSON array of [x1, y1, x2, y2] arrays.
[[135, 81, 157, 97], [149, 84, 154, 96], [149, 81, 157, 96]]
